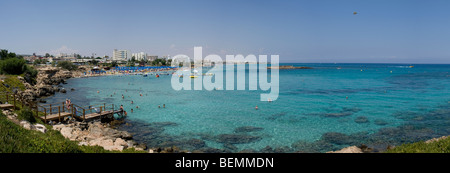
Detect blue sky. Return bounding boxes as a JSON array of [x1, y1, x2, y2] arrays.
[[1, 0, 449, 63]]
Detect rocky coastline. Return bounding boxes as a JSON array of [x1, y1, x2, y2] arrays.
[[10, 66, 171, 152], [17, 66, 83, 103], [54, 121, 146, 151]]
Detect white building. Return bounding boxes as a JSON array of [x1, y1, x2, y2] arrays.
[[146, 55, 158, 61], [56, 53, 76, 60], [132, 52, 147, 61], [113, 49, 131, 61]]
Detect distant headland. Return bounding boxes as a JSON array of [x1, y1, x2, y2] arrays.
[[268, 65, 313, 69]]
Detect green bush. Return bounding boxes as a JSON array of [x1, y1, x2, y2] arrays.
[[386, 137, 450, 153], [0, 113, 82, 153], [22, 65, 38, 85], [0, 58, 27, 75], [17, 107, 36, 124], [57, 61, 77, 71]]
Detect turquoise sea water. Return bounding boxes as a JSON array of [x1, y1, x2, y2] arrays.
[[44, 63, 450, 152]]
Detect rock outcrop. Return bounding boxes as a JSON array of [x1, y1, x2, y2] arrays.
[[2, 110, 47, 133], [327, 146, 363, 153], [17, 67, 78, 103], [53, 121, 144, 152], [425, 136, 449, 144]]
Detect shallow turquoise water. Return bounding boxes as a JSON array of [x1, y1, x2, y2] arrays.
[[45, 63, 450, 152]]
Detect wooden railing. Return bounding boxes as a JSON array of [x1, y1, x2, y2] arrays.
[[0, 91, 17, 110], [1, 91, 119, 123], [71, 103, 115, 121], [37, 102, 74, 123]]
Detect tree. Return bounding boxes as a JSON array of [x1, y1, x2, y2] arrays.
[[33, 59, 48, 65], [90, 59, 99, 66], [0, 49, 17, 60], [109, 61, 118, 67], [57, 61, 77, 71], [139, 59, 146, 65], [0, 58, 27, 75], [45, 53, 50, 58]]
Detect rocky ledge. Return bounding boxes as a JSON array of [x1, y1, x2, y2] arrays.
[[53, 121, 147, 152], [327, 144, 375, 153], [17, 67, 83, 103]]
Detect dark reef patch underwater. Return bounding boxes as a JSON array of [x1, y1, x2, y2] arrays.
[[116, 102, 450, 153]]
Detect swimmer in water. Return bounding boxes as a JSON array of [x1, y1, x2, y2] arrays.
[[255, 105, 259, 110], [346, 96, 349, 100], [131, 109, 133, 113], [163, 104, 165, 108], [131, 101, 134, 104], [97, 91, 99, 93], [158, 105, 161, 108], [136, 106, 139, 109]]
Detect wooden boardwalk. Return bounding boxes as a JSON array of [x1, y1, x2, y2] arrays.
[[40, 112, 72, 121], [0, 92, 17, 110], [37, 102, 122, 123], [1, 92, 123, 123], [74, 110, 114, 121], [0, 104, 14, 110]]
